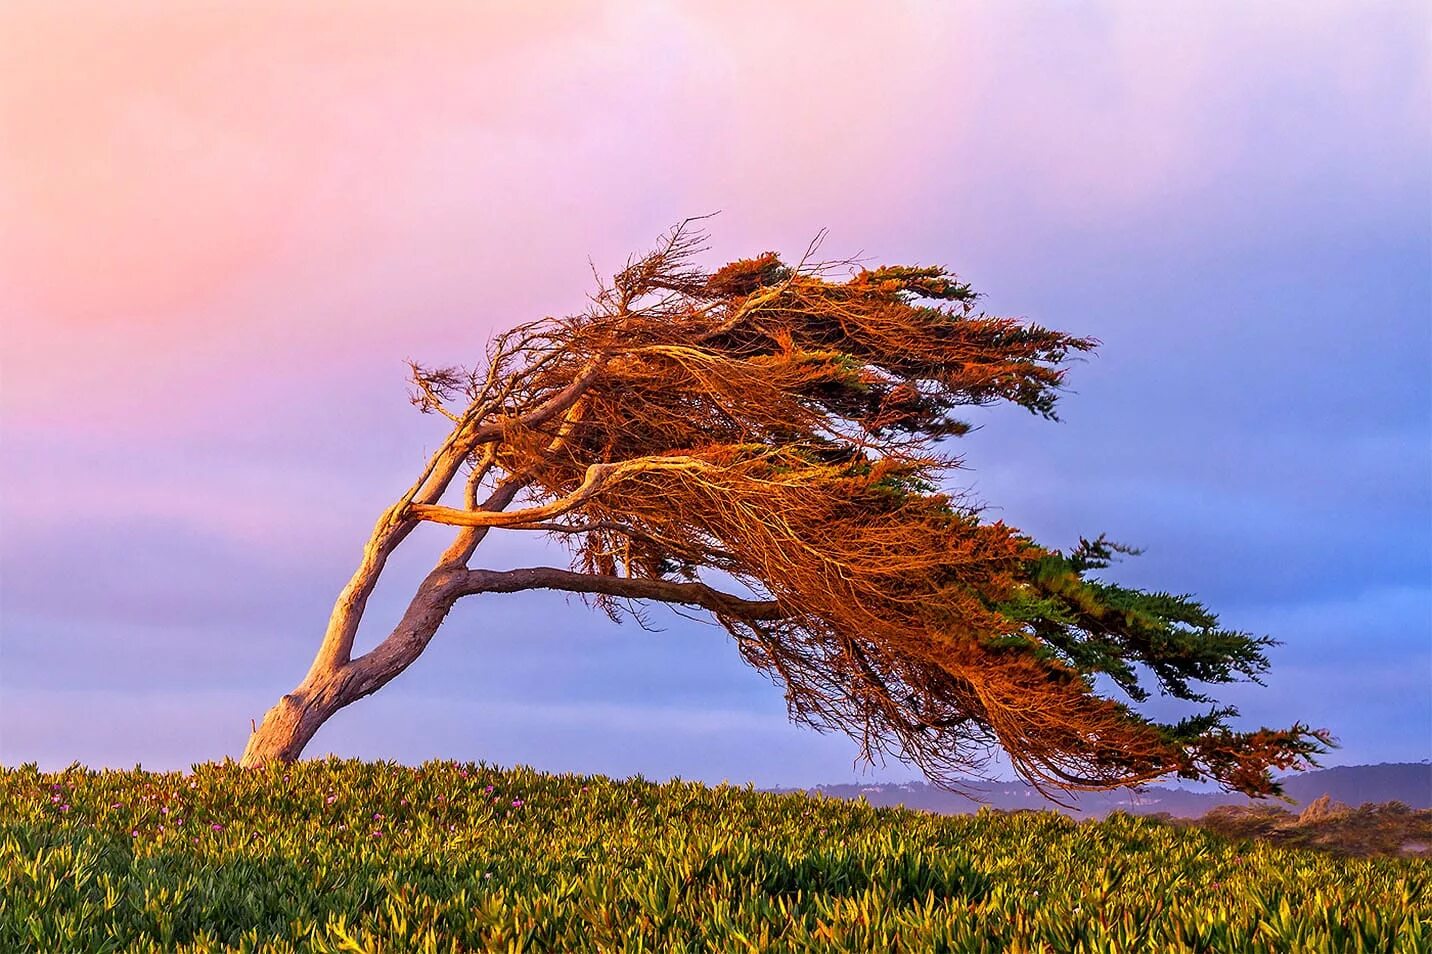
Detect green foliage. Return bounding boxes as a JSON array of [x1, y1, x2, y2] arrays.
[[3, 762, 1425, 953], [1007, 534, 1274, 703], [990, 534, 1330, 794]]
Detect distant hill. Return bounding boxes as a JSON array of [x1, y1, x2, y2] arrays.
[[1275, 763, 1432, 808], [775, 762, 1432, 819]]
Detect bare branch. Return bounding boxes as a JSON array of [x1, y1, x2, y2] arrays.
[[457, 566, 784, 621], [409, 456, 713, 529]]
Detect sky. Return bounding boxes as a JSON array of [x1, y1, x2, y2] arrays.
[[1, 1, 1428, 787]]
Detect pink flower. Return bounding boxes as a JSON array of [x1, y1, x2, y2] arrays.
[[210, 823, 224, 831], [483, 785, 495, 794], [131, 830, 138, 837], [512, 799, 524, 808], [326, 795, 338, 804]]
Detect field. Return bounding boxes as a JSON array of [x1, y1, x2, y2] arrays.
[[3, 761, 1426, 953]]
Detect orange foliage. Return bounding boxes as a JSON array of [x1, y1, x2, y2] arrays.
[[395, 222, 1324, 794]]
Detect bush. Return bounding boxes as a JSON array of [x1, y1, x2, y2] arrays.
[[1195, 796, 1432, 858]]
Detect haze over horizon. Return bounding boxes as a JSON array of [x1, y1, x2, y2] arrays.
[[2, 1, 1428, 786]]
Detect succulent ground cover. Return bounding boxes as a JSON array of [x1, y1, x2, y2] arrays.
[[3, 761, 1426, 952]]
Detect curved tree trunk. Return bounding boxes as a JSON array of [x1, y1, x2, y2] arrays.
[[240, 675, 351, 767], [238, 375, 602, 768], [239, 565, 470, 767]]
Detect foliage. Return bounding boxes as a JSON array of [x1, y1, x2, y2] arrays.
[[246, 220, 1327, 798], [4, 761, 1426, 953]]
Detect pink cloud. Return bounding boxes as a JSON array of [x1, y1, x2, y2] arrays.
[[2, 1, 1417, 364]]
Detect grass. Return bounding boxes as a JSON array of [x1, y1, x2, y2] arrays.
[[3, 760, 1427, 952]]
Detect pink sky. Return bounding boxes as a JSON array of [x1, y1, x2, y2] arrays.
[[2, 2, 1427, 779]]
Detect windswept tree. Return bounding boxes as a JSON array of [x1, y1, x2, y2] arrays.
[[241, 223, 1327, 795]]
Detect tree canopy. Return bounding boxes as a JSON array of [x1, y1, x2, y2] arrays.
[[243, 222, 1328, 796]]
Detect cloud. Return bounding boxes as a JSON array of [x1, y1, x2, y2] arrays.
[[1, 0, 1426, 777]]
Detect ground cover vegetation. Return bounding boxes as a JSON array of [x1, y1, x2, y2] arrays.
[[5, 761, 1425, 953]]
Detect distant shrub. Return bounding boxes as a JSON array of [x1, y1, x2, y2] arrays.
[[1193, 796, 1432, 858]]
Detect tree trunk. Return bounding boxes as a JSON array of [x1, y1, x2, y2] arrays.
[[234, 367, 602, 769], [240, 569, 467, 767], [239, 674, 350, 767]]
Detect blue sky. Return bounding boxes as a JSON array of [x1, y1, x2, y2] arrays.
[[1, 2, 1427, 785]]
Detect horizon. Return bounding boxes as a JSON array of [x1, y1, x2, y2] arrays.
[[2, 1, 1429, 787]]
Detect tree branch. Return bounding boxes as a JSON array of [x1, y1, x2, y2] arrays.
[[436, 475, 530, 568], [299, 361, 609, 676], [461, 358, 606, 446], [408, 456, 711, 529], [505, 518, 740, 563], [458, 566, 785, 620], [338, 564, 783, 708]]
